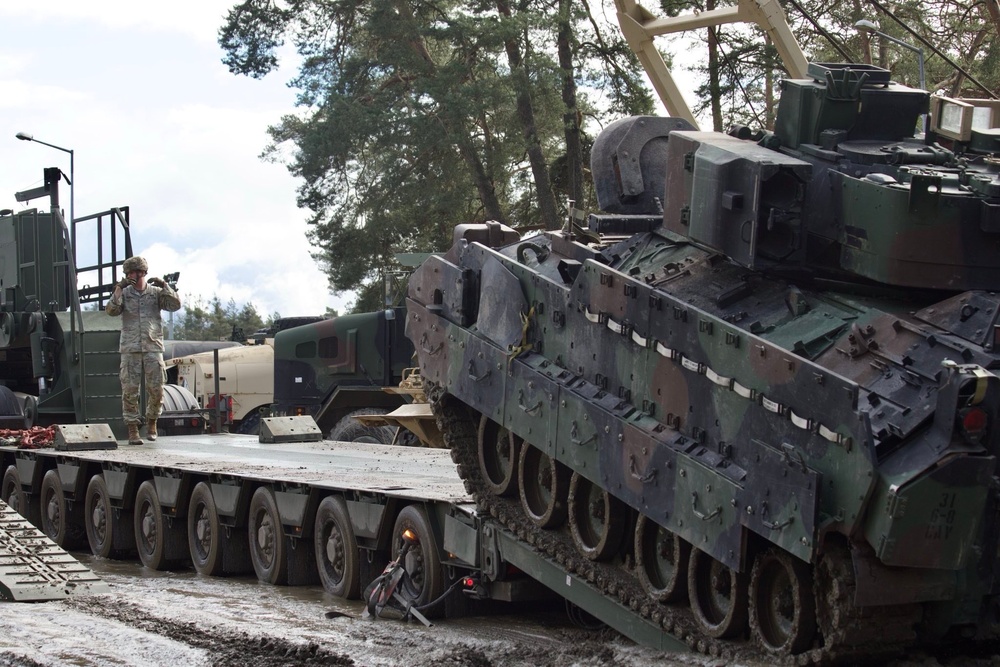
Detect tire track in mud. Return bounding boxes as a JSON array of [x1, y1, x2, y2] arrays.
[[64, 596, 354, 666]]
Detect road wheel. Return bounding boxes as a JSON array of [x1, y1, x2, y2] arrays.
[[85, 474, 135, 558], [568, 472, 625, 561], [40, 469, 85, 549], [249, 486, 287, 584], [392, 504, 444, 617], [478, 416, 521, 497], [688, 548, 748, 639], [329, 409, 397, 444], [314, 495, 360, 599], [750, 547, 816, 655], [518, 444, 569, 529], [634, 514, 689, 603]]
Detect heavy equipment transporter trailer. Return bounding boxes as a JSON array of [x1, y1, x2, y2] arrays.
[[0, 432, 687, 653]]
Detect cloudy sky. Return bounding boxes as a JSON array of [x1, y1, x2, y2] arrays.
[[0, 1, 350, 319], [0, 2, 705, 323]]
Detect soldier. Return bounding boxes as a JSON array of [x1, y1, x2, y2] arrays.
[[106, 256, 182, 445]]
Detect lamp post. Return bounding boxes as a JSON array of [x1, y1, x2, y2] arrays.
[[855, 20, 927, 134], [15, 132, 75, 246]]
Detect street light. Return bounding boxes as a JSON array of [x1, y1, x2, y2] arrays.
[[855, 20, 927, 133], [15, 132, 75, 245]]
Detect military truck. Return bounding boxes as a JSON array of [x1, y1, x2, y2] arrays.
[[168, 316, 324, 434], [269, 306, 441, 445], [405, 0, 1000, 660], [0, 168, 202, 438]]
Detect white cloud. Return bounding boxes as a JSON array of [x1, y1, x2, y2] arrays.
[[0, 1, 351, 321], [0, 2, 232, 43]]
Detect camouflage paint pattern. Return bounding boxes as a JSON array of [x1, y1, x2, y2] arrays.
[[119, 351, 167, 425], [270, 307, 414, 433], [107, 283, 180, 426], [106, 284, 181, 352], [407, 62, 1000, 649]]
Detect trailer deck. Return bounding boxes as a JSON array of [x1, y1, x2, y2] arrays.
[[0, 432, 688, 655], [1, 433, 469, 502]]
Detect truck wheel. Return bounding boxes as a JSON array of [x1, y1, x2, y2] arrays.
[[85, 474, 135, 559], [314, 495, 360, 599], [237, 411, 262, 436], [0, 386, 22, 419], [40, 469, 86, 549], [249, 486, 287, 584], [329, 409, 397, 445], [392, 504, 444, 617]]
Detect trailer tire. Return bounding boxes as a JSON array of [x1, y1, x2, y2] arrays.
[[237, 411, 262, 436], [40, 469, 86, 549], [134, 480, 188, 570], [86, 474, 135, 559], [2, 465, 39, 526], [314, 496, 360, 599], [249, 487, 287, 585], [392, 504, 444, 617], [329, 409, 396, 445], [188, 482, 224, 575]]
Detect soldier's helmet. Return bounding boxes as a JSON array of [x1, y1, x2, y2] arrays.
[[123, 256, 148, 274]]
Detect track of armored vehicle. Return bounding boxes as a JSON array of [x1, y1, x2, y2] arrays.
[[407, 60, 1000, 664]]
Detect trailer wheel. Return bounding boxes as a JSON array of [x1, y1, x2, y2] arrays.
[[392, 504, 444, 617], [40, 470, 85, 549], [134, 480, 187, 570], [329, 409, 396, 445], [188, 482, 224, 575], [2, 465, 40, 526], [314, 496, 360, 599], [85, 474, 135, 559], [249, 487, 287, 584]]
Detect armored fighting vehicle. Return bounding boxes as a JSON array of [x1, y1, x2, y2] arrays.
[[406, 29, 1000, 667]]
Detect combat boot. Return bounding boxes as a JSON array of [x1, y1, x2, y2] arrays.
[[146, 420, 158, 441], [127, 423, 144, 446]]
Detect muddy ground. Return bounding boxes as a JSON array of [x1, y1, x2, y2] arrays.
[[0, 556, 715, 667], [0, 556, 997, 667]]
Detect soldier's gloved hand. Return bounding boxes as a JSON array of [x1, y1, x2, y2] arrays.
[[148, 277, 166, 288], [116, 277, 133, 290]]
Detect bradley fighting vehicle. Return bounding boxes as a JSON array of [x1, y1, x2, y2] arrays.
[[405, 0, 1000, 661]]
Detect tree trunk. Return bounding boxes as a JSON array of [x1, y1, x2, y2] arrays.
[[557, 0, 584, 207], [394, 0, 507, 224], [497, 0, 561, 230], [706, 0, 723, 132]]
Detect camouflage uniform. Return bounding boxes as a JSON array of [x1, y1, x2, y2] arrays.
[[106, 282, 182, 426]]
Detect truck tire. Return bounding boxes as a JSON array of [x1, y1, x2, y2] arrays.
[[329, 409, 397, 445], [0, 386, 22, 421], [237, 411, 262, 436]]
